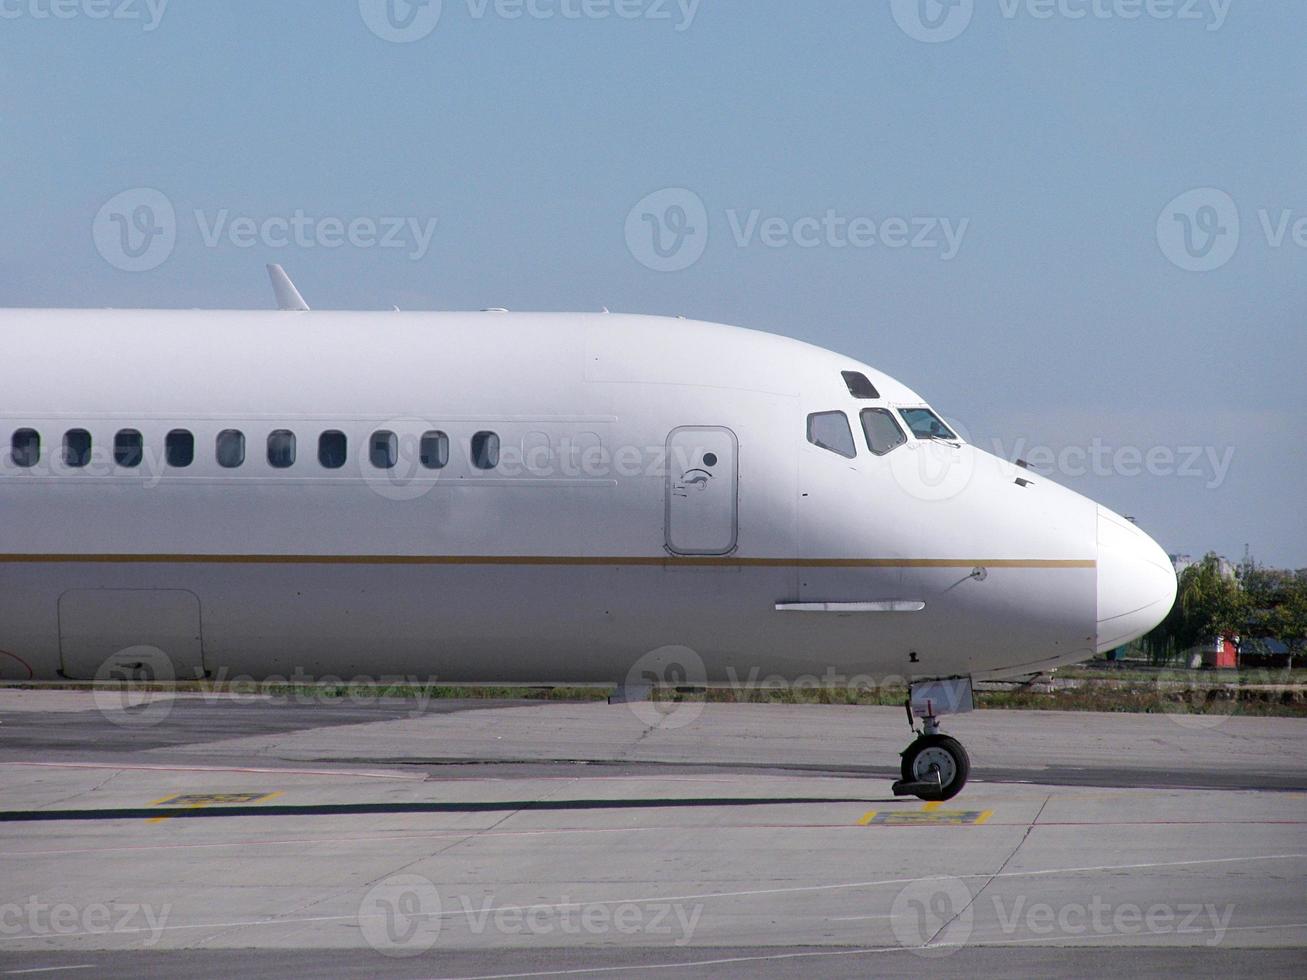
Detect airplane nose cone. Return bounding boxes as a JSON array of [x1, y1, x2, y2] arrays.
[[1096, 507, 1178, 654]]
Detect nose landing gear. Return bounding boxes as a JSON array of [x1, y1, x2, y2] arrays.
[[892, 678, 974, 802], [896, 730, 971, 801]]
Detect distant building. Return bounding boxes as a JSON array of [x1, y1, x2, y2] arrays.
[[1168, 554, 1237, 581], [1205, 634, 1239, 670], [1241, 637, 1291, 667]]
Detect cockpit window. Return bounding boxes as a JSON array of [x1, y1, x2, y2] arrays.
[[860, 408, 907, 456], [899, 408, 958, 442], [807, 411, 856, 459], [841, 371, 880, 399]]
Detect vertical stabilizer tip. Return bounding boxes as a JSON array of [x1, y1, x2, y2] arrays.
[[267, 264, 310, 312]]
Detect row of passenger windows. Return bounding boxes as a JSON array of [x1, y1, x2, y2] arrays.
[[807, 407, 958, 459], [10, 409, 950, 471], [8, 428, 503, 471]]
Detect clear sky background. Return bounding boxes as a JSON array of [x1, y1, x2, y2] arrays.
[[1, 0, 1303, 566]]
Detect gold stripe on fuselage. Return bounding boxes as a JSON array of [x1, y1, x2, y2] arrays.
[[0, 554, 1096, 568]]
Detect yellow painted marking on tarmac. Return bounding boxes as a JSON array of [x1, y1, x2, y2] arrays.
[[868, 810, 991, 826], [147, 791, 281, 823], [858, 801, 993, 827], [155, 792, 278, 806]]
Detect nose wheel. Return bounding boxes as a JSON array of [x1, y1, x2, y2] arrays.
[[896, 733, 970, 801], [891, 677, 975, 802]]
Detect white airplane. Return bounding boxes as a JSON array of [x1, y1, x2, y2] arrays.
[[0, 267, 1177, 800]]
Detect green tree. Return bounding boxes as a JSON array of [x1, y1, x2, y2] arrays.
[[1143, 554, 1245, 665], [1274, 578, 1307, 668], [1239, 564, 1307, 668]]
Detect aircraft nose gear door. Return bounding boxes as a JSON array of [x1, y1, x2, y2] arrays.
[[665, 427, 738, 556]]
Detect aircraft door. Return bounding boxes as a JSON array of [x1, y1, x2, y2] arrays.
[[665, 427, 738, 556], [58, 589, 207, 682]]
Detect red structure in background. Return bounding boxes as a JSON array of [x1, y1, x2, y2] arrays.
[[1204, 633, 1239, 669]]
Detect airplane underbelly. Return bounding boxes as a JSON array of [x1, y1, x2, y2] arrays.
[[0, 560, 1093, 685]]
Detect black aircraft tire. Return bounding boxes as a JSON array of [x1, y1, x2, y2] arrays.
[[900, 734, 970, 802]]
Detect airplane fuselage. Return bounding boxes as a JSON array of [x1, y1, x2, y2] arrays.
[[0, 310, 1176, 689]]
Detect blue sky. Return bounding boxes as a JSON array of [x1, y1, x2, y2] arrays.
[[1, 0, 1303, 566]]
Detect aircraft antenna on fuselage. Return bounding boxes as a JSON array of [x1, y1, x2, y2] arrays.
[[266, 264, 310, 312]]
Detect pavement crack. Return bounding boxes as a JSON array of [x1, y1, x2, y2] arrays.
[[252, 776, 579, 941], [926, 793, 1051, 948], [37, 767, 122, 809]]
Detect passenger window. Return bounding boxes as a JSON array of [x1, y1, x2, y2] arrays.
[[318, 431, 347, 470], [114, 430, 143, 468], [806, 412, 856, 459], [64, 429, 92, 468], [860, 408, 907, 457], [267, 430, 296, 469], [166, 430, 194, 468], [370, 430, 398, 469], [11, 429, 40, 468], [216, 430, 245, 469], [842, 371, 881, 400], [899, 408, 958, 442], [420, 431, 449, 470], [471, 431, 500, 470]]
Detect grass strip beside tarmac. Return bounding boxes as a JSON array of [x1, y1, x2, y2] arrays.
[[5, 662, 1307, 717]]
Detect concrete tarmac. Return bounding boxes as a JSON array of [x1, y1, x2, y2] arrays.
[[0, 690, 1304, 978]]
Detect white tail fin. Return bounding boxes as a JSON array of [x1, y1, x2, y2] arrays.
[[266, 264, 310, 312]]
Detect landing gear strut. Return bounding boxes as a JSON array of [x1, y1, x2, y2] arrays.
[[892, 678, 973, 802]]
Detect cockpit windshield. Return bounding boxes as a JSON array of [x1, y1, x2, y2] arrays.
[[898, 408, 959, 442]]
